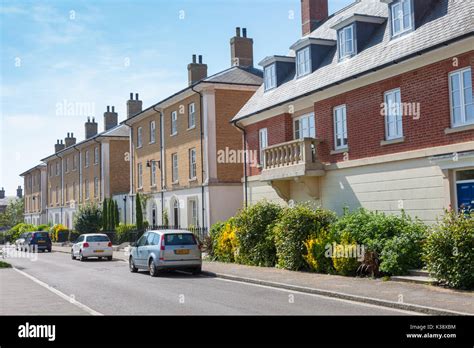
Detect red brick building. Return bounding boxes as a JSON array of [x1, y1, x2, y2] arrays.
[[232, 0, 474, 223]]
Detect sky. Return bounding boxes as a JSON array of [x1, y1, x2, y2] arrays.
[[0, 0, 353, 196]]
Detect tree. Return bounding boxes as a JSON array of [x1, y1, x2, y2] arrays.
[[102, 199, 108, 231], [74, 203, 102, 234], [0, 198, 24, 230], [136, 193, 143, 231]]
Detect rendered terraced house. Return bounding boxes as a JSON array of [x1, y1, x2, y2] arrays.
[[232, 0, 474, 223], [37, 108, 130, 228], [123, 28, 262, 230]]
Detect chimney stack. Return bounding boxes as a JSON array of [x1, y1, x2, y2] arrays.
[[0, 187, 5, 199], [65, 132, 76, 147], [127, 93, 143, 118], [230, 27, 254, 68], [55, 139, 65, 153], [16, 185, 23, 199], [85, 117, 98, 139], [104, 105, 118, 130], [187, 54, 208, 86], [301, 0, 328, 36]]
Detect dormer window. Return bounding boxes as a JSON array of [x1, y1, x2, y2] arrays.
[[338, 24, 355, 60], [390, 0, 413, 37], [264, 64, 276, 91], [296, 46, 311, 77]]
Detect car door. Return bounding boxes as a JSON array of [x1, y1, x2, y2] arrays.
[[143, 232, 156, 263], [134, 233, 148, 267], [73, 235, 84, 256]]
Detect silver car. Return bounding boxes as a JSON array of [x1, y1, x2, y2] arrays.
[[129, 230, 202, 277]]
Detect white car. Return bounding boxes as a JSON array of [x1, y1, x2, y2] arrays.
[[71, 234, 113, 261]]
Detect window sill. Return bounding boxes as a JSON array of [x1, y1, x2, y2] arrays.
[[170, 133, 178, 137], [189, 177, 198, 183], [381, 137, 405, 146], [445, 124, 474, 134], [330, 148, 349, 155], [172, 181, 179, 185], [136, 146, 143, 149], [187, 126, 196, 131], [149, 141, 156, 145]]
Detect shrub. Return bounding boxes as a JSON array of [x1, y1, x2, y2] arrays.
[[331, 231, 360, 276], [7, 223, 36, 242], [49, 224, 69, 242], [379, 224, 427, 275], [214, 220, 239, 263], [209, 221, 226, 260], [423, 211, 474, 289], [233, 201, 283, 267], [331, 209, 428, 276], [37, 224, 50, 231], [303, 229, 334, 273], [74, 203, 102, 234], [274, 205, 336, 271], [115, 223, 137, 244]]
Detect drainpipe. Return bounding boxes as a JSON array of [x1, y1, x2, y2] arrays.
[[72, 145, 82, 205], [233, 121, 248, 208], [152, 105, 165, 225], [52, 153, 64, 224], [191, 85, 205, 229]]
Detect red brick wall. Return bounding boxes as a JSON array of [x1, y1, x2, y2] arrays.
[[244, 51, 474, 174], [245, 113, 293, 176], [315, 52, 474, 163]]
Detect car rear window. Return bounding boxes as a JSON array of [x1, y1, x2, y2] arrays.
[[164, 233, 196, 246], [33, 232, 49, 239], [86, 235, 110, 242]]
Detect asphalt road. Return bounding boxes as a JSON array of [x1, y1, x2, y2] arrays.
[[2, 250, 418, 315]]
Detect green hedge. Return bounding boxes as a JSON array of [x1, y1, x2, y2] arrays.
[[233, 201, 283, 267], [423, 211, 474, 289], [274, 205, 336, 271]]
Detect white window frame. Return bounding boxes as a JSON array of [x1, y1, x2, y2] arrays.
[[189, 148, 197, 179], [84, 179, 89, 200], [264, 64, 277, 90], [296, 47, 311, 77], [390, 0, 413, 37], [151, 161, 156, 187], [94, 177, 99, 198], [171, 111, 178, 135], [294, 113, 315, 139], [172, 153, 178, 183], [188, 103, 196, 129], [65, 157, 69, 173], [94, 146, 99, 164], [258, 128, 268, 166], [55, 162, 60, 176], [333, 105, 348, 150], [137, 127, 143, 148], [338, 24, 355, 60], [189, 199, 199, 227], [137, 163, 143, 189], [384, 88, 403, 140], [85, 150, 90, 168], [73, 154, 77, 171], [150, 121, 156, 144], [449, 67, 473, 128]]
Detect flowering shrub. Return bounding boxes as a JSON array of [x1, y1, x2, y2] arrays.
[[214, 222, 239, 263]]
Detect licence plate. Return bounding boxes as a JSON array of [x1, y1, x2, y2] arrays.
[[175, 249, 189, 255], [38, 240, 45, 243], [94, 250, 104, 253]]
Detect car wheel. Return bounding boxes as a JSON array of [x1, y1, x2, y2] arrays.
[[149, 259, 158, 277], [71, 250, 75, 260], [192, 266, 202, 275], [47, 248, 52, 253], [107, 256, 112, 261], [79, 251, 87, 262], [129, 257, 138, 273]]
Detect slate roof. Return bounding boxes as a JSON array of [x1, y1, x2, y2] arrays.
[[123, 66, 262, 124], [232, 0, 474, 122]]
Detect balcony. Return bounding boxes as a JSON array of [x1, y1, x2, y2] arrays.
[[259, 138, 325, 202]]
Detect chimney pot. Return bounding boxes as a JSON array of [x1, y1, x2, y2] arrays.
[[112, 106, 115, 112], [236, 27, 241, 37], [107, 106, 110, 112], [104, 103, 118, 130], [192, 54, 196, 63], [135, 93, 138, 100], [230, 27, 254, 67], [188, 54, 207, 85], [198, 55, 203, 64], [85, 116, 98, 138], [243, 28, 247, 38]]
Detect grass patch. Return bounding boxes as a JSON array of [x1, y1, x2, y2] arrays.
[[0, 260, 12, 268]]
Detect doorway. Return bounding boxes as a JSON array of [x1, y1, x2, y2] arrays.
[[456, 169, 474, 213]]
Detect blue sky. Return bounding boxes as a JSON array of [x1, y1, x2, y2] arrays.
[[0, 0, 353, 196]]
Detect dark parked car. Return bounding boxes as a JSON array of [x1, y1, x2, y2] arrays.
[[19, 231, 52, 252]]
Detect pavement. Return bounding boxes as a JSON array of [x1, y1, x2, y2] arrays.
[[51, 245, 473, 315], [0, 248, 422, 316]]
